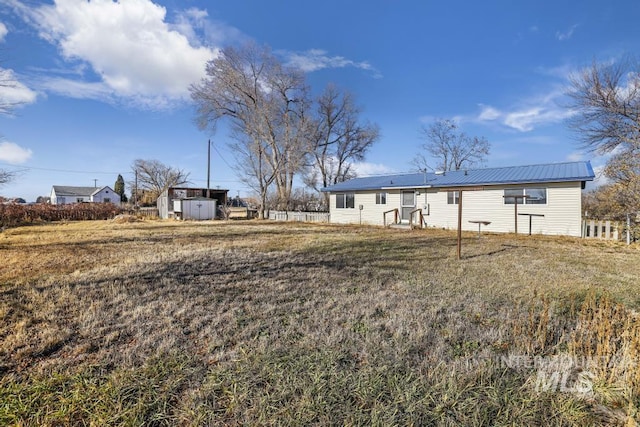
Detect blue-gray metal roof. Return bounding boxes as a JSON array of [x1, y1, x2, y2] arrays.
[[52, 185, 105, 197], [321, 161, 595, 192]]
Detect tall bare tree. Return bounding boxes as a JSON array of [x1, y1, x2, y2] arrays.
[[567, 59, 640, 154], [567, 59, 640, 217], [305, 84, 379, 208], [131, 159, 190, 202], [190, 43, 310, 217], [413, 118, 490, 172]]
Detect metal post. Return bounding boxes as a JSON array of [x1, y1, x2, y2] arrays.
[[207, 139, 211, 199], [134, 170, 138, 209], [457, 190, 463, 260], [514, 198, 518, 235]]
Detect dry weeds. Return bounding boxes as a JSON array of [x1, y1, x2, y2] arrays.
[[1, 220, 639, 425]]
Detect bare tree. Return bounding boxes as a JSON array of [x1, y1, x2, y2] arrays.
[[567, 59, 640, 217], [582, 156, 640, 223], [567, 59, 640, 154], [190, 43, 310, 217], [131, 159, 190, 202], [1, 64, 21, 186], [414, 119, 490, 172], [595, 149, 640, 217], [305, 84, 379, 208], [0, 169, 15, 187]]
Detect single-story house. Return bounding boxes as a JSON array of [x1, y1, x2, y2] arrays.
[[157, 187, 228, 219], [50, 185, 121, 205], [321, 161, 595, 237]]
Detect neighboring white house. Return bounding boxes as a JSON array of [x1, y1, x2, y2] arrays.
[[50, 186, 121, 205], [321, 161, 595, 237]]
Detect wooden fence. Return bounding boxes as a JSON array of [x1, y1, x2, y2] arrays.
[[132, 207, 159, 219], [582, 219, 619, 240], [268, 210, 330, 223]]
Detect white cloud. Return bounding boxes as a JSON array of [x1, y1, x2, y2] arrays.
[[0, 68, 38, 106], [556, 24, 578, 41], [35, 76, 113, 103], [477, 105, 501, 121], [0, 22, 7, 42], [5, 0, 218, 108], [0, 141, 33, 164], [566, 151, 584, 162], [475, 87, 575, 132], [282, 49, 381, 77], [351, 161, 395, 176], [586, 164, 609, 189]]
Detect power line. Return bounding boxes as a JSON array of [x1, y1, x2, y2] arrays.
[[212, 144, 235, 170], [0, 162, 121, 175]]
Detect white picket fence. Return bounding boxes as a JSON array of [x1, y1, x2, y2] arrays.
[[268, 210, 330, 223], [582, 219, 619, 240]]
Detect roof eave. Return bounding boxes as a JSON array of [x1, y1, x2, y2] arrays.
[[323, 177, 594, 192]]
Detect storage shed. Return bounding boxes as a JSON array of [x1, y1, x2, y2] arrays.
[[157, 187, 228, 219], [173, 198, 217, 220]]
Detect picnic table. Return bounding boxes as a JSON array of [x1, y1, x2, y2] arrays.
[[468, 220, 491, 238]]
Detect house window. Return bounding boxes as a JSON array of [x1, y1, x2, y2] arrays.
[[76, 198, 84, 203], [103, 198, 111, 203], [447, 191, 459, 205], [336, 193, 355, 209], [375, 192, 386, 205], [525, 188, 547, 204], [504, 189, 524, 204], [504, 188, 547, 204]]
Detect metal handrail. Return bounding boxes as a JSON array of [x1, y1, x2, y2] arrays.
[[383, 208, 399, 226]]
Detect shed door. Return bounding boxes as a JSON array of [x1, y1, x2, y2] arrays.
[[401, 191, 415, 222]]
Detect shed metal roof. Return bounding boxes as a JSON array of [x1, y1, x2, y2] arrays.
[[321, 161, 595, 192]]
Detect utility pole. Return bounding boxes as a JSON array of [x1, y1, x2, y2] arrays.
[[207, 139, 211, 198]]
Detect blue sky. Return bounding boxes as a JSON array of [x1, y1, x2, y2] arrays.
[[0, 0, 638, 201]]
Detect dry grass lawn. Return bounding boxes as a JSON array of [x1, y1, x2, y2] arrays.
[[1, 220, 640, 425]]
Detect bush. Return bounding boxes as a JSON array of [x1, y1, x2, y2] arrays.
[[0, 203, 123, 228]]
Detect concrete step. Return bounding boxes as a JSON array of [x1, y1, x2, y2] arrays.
[[388, 223, 412, 230]]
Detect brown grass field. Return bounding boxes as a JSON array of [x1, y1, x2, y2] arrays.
[[1, 219, 640, 426]]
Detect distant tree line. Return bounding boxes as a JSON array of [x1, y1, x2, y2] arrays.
[[190, 43, 379, 218]]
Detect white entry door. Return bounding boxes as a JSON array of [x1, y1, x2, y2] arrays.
[[401, 190, 416, 222]]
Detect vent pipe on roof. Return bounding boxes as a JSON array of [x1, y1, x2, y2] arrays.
[[423, 168, 427, 184]]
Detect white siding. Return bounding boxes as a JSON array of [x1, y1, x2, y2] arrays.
[[329, 181, 584, 237], [50, 188, 60, 204], [330, 191, 403, 225], [91, 187, 121, 204]]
